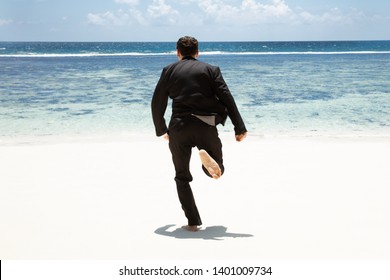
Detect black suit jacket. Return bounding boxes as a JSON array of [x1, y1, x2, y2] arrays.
[[151, 56, 247, 136]]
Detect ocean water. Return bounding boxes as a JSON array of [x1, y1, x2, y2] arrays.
[[1, 41, 390, 143]]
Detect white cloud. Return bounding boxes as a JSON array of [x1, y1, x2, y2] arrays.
[[241, 0, 292, 17], [86, 0, 371, 31], [194, 0, 370, 26], [129, 9, 148, 25], [87, 10, 130, 26], [147, 0, 179, 22], [87, 0, 179, 27], [114, 0, 139, 6], [197, 0, 239, 23], [297, 7, 366, 25], [197, 0, 293, 24], [0, 19, 13, 26]]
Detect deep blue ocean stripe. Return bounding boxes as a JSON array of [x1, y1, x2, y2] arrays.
[[1, 41, 390, 57]]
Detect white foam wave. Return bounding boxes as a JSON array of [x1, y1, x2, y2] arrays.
[[0, 51, 176, 58], [201, 51, 390, 55]]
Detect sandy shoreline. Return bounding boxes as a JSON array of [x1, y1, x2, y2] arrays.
[[0, 134, 389, 259]]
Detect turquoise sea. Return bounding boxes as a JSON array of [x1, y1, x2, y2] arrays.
[[1, 41, 390, 143]]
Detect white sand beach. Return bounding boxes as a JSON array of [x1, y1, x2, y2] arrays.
[[0, 134, 389, 260]]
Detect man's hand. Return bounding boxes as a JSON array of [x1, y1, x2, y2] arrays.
[[235, 132, 247, 142], [162, 133, 169, 141]]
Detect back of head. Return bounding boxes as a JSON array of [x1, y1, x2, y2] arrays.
[[176, 36, 198, 57]]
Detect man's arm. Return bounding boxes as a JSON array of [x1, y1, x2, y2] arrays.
[[151, 69, 169, 136], [213, 67, 247, 136]]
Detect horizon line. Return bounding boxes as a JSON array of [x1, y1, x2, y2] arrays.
[[1, 39, 390, 43]]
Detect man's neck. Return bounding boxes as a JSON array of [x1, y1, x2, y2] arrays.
[[177, 51, 199, 61]]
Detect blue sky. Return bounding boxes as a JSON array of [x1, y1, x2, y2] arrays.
[[1, 0, 389, 41]]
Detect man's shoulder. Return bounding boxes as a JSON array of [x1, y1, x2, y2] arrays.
[[189, 60, 220, 73], [163, 61, 180, 70], [163, 59, 220, 73], [193, 59, 217, 67]]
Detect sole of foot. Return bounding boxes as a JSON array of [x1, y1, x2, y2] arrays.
[[199, 149, 221, 179]]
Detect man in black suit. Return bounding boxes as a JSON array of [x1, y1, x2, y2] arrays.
[[152, 36, 247, 232]]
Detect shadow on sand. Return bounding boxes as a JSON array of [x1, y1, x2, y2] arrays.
[[154, 224, 254, 241]]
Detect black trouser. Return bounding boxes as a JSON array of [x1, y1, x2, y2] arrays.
[[168, 116, 224, 226]]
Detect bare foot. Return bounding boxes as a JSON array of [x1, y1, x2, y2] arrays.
[[181, 225, 201, 232], [199, 150, 222, 179]]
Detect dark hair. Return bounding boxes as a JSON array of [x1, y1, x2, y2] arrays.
[[176, 36, 198, 57]]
